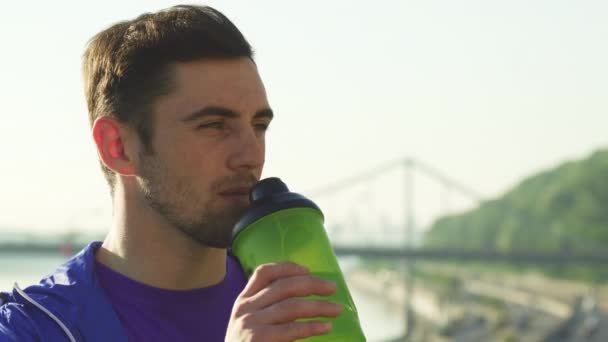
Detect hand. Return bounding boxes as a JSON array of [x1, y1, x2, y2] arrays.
[[225, 262, 342, 342]]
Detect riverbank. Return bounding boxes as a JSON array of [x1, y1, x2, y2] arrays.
[[345, 266, 596, 341], [346, 269, 443, 324]]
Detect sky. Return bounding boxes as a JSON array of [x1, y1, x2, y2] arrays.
[[1, 0, 607, 236]]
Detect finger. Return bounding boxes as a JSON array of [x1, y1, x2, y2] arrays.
[[270, 321, 332, 341], [259, 298, 342, 324], [239, 262, 309, 298], [249, 275, 337, 310]]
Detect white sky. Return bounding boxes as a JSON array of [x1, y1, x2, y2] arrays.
[[1, 0, 607, 236]]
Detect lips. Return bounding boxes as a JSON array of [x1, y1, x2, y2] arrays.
[[217, 186, 252, 204]]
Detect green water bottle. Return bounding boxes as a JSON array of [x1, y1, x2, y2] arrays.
[[231, 177, 366, 341]]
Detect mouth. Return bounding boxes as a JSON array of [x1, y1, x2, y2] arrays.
[[217, 187, 252, 203]]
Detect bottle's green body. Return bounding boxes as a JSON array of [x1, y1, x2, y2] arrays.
[[232, 207, 366, 341]]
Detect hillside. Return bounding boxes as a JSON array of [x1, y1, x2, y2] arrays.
[[425, 149, 608, 253]]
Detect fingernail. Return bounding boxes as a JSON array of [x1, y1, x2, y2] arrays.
[[325, 280, 337, 289], [312, 322, 332, 334]]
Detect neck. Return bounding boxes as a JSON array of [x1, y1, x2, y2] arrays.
[[96, 185, 227, 290]]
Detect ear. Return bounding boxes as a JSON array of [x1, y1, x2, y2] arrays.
[[92, 117, 137, 176]]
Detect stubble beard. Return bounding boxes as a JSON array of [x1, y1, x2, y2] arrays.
[[137, 153, 252, 249]]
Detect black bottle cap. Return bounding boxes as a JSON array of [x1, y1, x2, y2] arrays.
[[231, 177, 322, 243]]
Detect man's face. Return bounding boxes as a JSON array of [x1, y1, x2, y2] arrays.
[[136, 57, 271, 248]]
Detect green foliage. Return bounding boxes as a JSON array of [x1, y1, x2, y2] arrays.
[[424, 149, 608, 281]]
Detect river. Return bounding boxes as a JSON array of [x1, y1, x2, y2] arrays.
[[0, 252, 402, 341]]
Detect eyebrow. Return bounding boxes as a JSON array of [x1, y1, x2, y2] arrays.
[[180, 106, 274, 123]]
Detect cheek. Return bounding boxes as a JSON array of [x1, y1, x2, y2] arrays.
[[170, 133, 239, 179], [183, 148, 226, 183]]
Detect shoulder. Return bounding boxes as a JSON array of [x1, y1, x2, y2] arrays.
[[0, 242, 105, 342]]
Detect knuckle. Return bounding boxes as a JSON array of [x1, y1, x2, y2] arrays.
[[282, 286, 302, 299], [231, 301, 249, 317], [256, 263, 274, 272], [279, 298, 336, 319], [273, 278, 302, 296], [293, 276, 327, 295], [252, 328, 274, 342], [284, 297, 306, 308], [254, 262, 304, 280], [277, 261, 305, 274], [255, 263, 277, 278], [239, 312, 256, 326], [280, 298, 310, 316], [275, 261, 295, 274]]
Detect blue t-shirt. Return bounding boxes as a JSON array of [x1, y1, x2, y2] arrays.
[[95, 256, 247, 342]]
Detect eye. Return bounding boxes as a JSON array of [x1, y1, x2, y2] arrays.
[[253, 120, 271, 132], [198, 121, 225, 130], [254, 123, 270, 132]]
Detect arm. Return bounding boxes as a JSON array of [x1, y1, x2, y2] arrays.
[[0, 303, 42, 342]]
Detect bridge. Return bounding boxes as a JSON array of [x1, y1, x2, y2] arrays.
[[5, 157, 604, 263]]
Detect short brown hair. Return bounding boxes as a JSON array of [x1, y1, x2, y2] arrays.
[[82, 5, 253, 194]]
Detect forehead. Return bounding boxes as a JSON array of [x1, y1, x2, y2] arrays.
[[154, 57, 269, 120]]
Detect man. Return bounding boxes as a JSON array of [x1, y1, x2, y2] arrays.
[[0, 5, 341, 341]]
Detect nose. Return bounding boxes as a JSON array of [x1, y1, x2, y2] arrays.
[[227, 125, 265, 172]]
